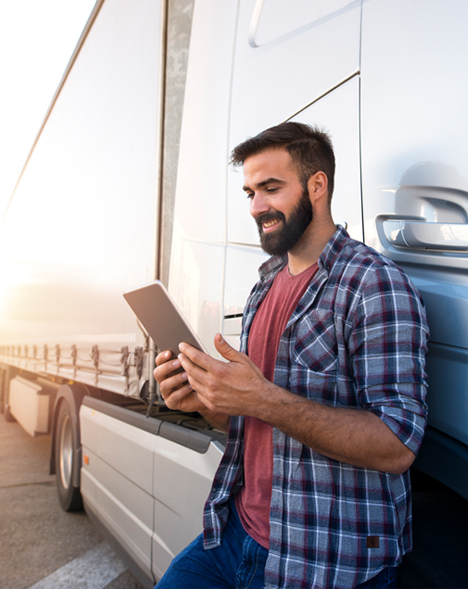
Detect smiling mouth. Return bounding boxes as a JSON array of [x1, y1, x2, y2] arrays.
[[256, 211, 285, 235], [262, 219, 280, 231]]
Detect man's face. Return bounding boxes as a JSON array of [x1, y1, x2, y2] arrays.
[[242, 148, 313, 256]]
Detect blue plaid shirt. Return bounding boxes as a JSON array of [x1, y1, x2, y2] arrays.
[[203, 226, 429, 588]]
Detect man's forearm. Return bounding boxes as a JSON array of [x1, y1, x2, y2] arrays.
[[177, 337, 416, 472], [255, 382, 415, 474]]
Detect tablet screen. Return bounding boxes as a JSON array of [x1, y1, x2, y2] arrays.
[[123, 280, 206, 357]]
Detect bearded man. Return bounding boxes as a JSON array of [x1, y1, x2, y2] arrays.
[[154, 122, 429, 589]]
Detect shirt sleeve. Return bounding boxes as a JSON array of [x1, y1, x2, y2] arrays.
[[348, 263, 430, 455]]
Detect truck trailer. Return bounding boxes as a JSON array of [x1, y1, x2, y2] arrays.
[[1, 0, 468, 586]]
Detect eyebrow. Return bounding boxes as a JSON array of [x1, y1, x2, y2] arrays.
[[242, 177, 286, 192]]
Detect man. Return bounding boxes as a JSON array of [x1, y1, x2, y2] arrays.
[[154, 123, 429, 588]]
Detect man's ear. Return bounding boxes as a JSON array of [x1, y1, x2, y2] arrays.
[[307, 171, 328, 205]]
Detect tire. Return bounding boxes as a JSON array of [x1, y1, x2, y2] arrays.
[[55, 399, 83, 511]]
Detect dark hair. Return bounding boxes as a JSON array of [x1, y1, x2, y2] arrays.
[[230, 122, 335, 200]]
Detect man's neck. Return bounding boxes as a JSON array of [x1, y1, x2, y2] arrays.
[[287, 219, 337, 276]]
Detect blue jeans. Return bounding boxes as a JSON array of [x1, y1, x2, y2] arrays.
[[155, 502, 267, 588], [356, 565, 398, 588], [155, 503, 397, 588]]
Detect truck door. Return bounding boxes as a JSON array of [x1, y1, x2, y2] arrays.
[[360, 0, 468, 499], [80, 398, 224, 586]]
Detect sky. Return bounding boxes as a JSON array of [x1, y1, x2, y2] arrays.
[[0, 0, 96, 220]]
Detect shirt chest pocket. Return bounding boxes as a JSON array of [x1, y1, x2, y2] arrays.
[[290, 309, 338, 370], [285, 312, 339, 405]]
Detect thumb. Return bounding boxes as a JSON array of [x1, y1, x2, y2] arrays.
[[214, 333, 239, 361]]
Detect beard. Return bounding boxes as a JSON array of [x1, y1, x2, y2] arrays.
[[255, 189, 313, 256]]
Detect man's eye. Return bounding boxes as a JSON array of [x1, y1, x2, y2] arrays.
[[246, 193, 254, 200], [267, 187, 278, 193]]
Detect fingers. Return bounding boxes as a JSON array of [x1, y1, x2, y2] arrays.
[[178, 342, 214, 372], [213, 333, 239, 361], [160, 368, 190, 397], [177, 349, 207, 379], [154, 353, 180, 381], [154, 350, 189, 395], [153, 349, 207, 413], [177, 337, 238, 395], [162, 381, 192, 405], [155, 350, 172, 367]]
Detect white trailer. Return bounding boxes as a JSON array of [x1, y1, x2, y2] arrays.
[[1, 0, 468, 586]]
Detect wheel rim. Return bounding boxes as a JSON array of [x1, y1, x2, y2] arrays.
[[59, 414, 73, 490]]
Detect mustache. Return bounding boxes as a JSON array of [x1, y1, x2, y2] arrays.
[[255, 211, 286, 230]]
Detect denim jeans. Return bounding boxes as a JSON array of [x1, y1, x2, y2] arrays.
[[356, 565, 398, 588], [155, 502, 397, 589], [155, 501, 267, 588]]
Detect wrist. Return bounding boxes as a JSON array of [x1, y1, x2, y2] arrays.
[[250, 381, 290, 422]]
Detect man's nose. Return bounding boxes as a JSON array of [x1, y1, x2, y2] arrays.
[[249, 193, 270, 218]]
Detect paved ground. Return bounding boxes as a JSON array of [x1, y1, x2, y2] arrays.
[[0, 414, 145, 589]]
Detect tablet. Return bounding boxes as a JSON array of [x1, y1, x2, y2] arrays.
[[123, 280, 206, 356]]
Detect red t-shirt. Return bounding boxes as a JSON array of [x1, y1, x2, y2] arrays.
[[235, 262, 318, 548]]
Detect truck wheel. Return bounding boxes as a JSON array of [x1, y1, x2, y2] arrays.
[[55, 399, 83, 511]]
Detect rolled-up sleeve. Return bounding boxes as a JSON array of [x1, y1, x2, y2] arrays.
[[349, 264, 430, 455]]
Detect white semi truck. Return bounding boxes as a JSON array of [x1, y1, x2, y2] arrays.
[[1, 0, 468, 586]]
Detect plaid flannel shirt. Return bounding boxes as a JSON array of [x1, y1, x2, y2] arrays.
[[203, 226, 429, 588]]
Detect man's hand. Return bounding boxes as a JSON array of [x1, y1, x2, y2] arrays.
[[178, 333, 274, 416], [154, 347, 231, 432], [153, 350, 206, 413]]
